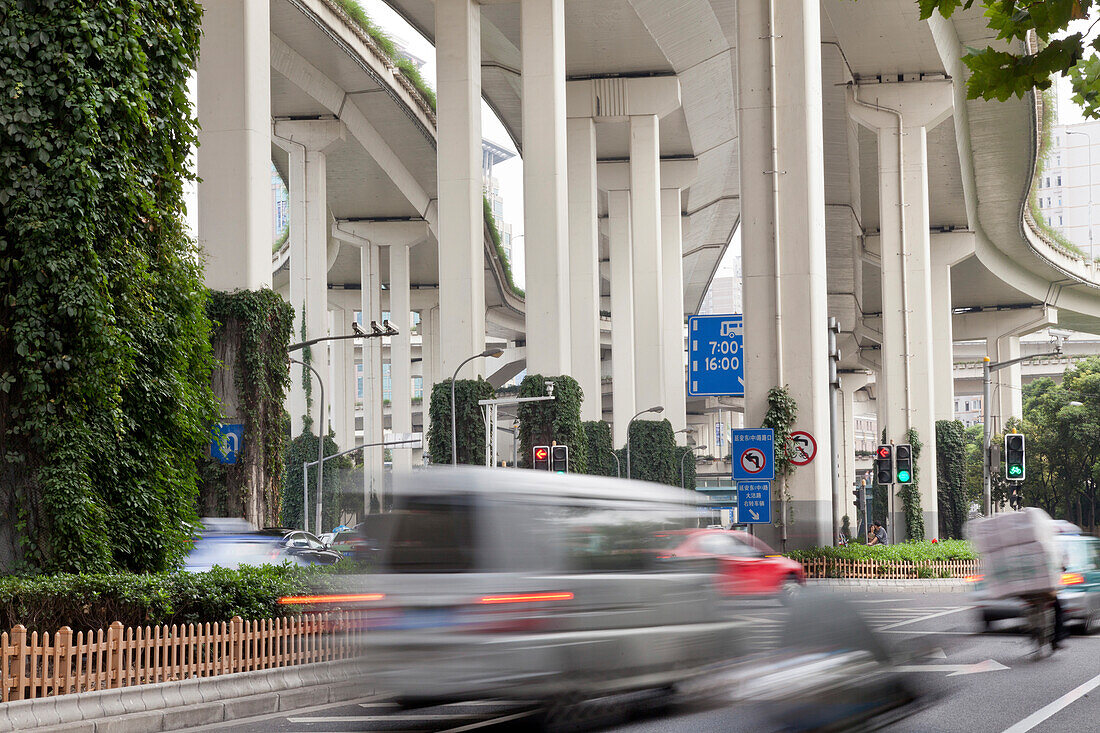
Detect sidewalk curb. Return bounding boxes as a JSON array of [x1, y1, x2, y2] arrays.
[[807, 578, 970, 594], [0, 659, 368, 732]]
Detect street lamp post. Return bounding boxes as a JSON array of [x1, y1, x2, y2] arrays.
[[289, 357, 324, 534], [451, 348, 505, 465], [982, 344, 1062, 514], [680, 445, 705, 490], [1067, 129, 1094, 260], [626, 405, 664, 479], [605, 448, 621, 478]]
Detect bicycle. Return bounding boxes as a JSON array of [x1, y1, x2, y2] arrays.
[[1019, 592, 1057, 657]]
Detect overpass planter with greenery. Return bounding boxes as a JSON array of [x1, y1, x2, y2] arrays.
[[427, 379, 495, 465], [936, 419, 968, 540], [626, 419, 678, 485], [583, 421, 618, 477], [0, 0, 219, 574], [517, 374, 587, 472]]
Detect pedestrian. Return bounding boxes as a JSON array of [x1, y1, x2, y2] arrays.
[[868, 522, 889, 546]]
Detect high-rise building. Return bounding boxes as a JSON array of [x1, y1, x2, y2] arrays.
[[482, 139, 516, 261], [1037, 120, 1100, 259], [271, 165, 289, 241], [699, 257, 742, 315]]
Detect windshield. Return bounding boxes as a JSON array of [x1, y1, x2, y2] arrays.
[[383, 495, 477, 573], [1058, 536, 1096, 571]]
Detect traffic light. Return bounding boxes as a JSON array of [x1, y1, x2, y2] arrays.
[[1005, 434, 1025, 481], [895, 444, 913, 484], [1010, 485, 1024, 510], [533, 445, 550, 470], [551, 445, 569, 473], [875, 445, 894, 485]]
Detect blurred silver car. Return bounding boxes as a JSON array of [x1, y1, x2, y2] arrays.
[[353, 468, 743, 703]]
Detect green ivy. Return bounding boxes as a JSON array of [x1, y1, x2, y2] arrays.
[[583, 421, 618, 477], [675, 446, 698, 490], [627, 419, 677, 485], [936, 420, 968, 540], [200, 291, 293, 527], [899, 428, 926, 541], [762, 386, 799, 528], [517, 375, 587, 472], [427, 379, 495, 465], [0, 0, 218, 573], [281, 428, 357, 532]]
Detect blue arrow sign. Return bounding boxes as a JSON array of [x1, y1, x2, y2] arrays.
[[211, 423, 245, 465], [737, 481, 771, 524], [731, 428, 774, 481], [688, 315, 744, 397]]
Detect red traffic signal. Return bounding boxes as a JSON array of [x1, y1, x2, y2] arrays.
[[877, 446, 891, 459], [533, 445, 550, 470]]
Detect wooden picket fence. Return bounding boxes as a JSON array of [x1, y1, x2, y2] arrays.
[[0, 612, 364, 703], [800, 557, 981, 580]]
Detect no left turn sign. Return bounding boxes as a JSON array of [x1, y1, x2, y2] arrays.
[[739, 448, 767, 475]]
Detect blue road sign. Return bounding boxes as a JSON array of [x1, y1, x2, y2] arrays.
[[688, 315, 744, 397], [731, 428, 775, 481], [737, 481, 772, 523], [211, 423, 245, 465]]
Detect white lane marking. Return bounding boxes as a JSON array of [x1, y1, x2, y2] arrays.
[[440, 710, 540, 732], [893, 659, 1008, 676], [1001, 671, 1100, 733], [359, 700, 518, 709], [876, 605, 972, 631], [925, 647, 948, 659]]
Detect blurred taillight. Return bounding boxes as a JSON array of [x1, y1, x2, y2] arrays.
[[278, 593, 385, 605], [478, 592, 574, 605], [964, 574, 984, 583], [1061, 573, 1085, 586]]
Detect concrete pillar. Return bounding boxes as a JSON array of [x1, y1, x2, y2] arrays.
[[567, 117, 601, 418], [738, 0, 831, 547], [608, 189, 635, 447], [419, 304, 437, 460], [436, 0, 486, 377], [196, 0, 270, 292], [361, 244, 384, 510], [339, 307, 355, 449], [521, 0, 570, 376], [931, 233, 976, 422], [389, 245, 413, 473], [273, 120, 345, 435], [848, 81, 953, 540], [629, 115, 665, 415], [328, 305, 353, 449], [661, 189, 687, 438]]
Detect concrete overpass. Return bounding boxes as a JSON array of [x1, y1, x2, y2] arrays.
[[194, 0, 1100, 548]]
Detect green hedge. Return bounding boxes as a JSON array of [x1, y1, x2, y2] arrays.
[[627, 419, 677, 485], [0, 565, 347, 635], [583, 421, 618, 477], [786, 540, 976, 563], [427, 379, 495, 465]]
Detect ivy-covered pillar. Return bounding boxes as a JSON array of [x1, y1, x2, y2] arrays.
[[203, 292, 293, 528]]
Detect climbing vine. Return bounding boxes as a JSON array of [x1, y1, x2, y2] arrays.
[[517, 374, 587, 472], [0, 0, 219, 573], [899, 428, 926, 541], [762, 386, 799, 529], [627, 419, 678, 485], [427, 379, 495, 465], [583, 421, 618, 477], [936, 419, 968, 540], [200, 290, 294, 526]]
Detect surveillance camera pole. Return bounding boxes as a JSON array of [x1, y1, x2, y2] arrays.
[[982, 345, 1061, 515]]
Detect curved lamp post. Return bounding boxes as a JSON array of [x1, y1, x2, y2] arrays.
[[451, 348, 505, 465], [289, 357, 324, 533], [626, 405, 664, 479], [680, 445, 705, 490]]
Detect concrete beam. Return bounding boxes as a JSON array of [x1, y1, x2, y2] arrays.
[[331, 220, 430, 248], [567, 76, 681, 119], [596, 158, 699, 192]]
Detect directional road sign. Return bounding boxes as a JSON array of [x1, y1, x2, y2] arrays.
[[737, 481, 771, 524], [688, 314, 744, 396], [731, 428, 774, 481], [211, 423, 244, 465]]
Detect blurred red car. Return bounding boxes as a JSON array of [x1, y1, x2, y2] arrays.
[[654, 529, 805, 600]]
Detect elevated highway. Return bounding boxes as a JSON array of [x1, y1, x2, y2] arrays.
[[193, 0, 1100, 547]]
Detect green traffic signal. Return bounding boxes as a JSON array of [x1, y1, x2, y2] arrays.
[[897, 469, 911, 483], [1008, 465, 1023, 477]]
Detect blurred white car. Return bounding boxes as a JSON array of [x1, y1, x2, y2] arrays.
[[345, 468, 744, 704]]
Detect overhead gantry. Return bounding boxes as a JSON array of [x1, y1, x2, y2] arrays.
[[192, 0, 1100, 547]]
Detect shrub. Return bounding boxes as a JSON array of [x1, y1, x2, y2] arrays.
[[0, 566, 345, 635], [786, 540, 977, 563]]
